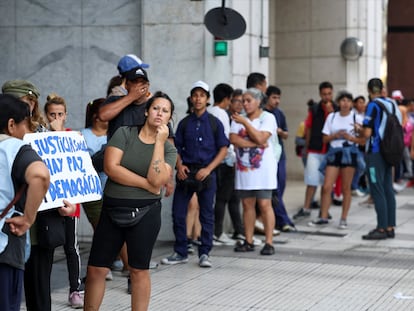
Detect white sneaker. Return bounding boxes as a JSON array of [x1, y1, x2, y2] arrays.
[[68, 291, 83, 309], [213, 233, 235, 246], [352, 189, 366, 197], [105, 270, 113, 281], [254, 220, 265, 234], [111, 259, 123, 271], [252, 236, 262, 246], [213, 235, 223, 246], [199, 254, 212, 268], [338, 219, 348, 230], [393, 181, 407, 193]]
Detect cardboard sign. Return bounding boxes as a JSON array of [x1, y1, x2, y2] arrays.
[[24, 131, 102, 211]]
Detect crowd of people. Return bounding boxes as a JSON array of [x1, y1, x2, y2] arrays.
[[0, 51, 409, 311]]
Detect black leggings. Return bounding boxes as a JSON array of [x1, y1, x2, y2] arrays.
[[64, 217, 81, 293]]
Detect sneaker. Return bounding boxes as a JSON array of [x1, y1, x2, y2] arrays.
[[362, 229, 387, 240], [68, 291, 83, 309], [332, 194, 343, 206], [293, 208, 311, 220], [386, 228, 395, 238], [338, 219, 348, 229], [252, 236, 262, 246], [187, 242, 195, 254], [260, 243, 275, 255], [150, 261, 159, 269], [308, 218, 329, 227], [191, 238, 202, 246], [213, 233, 235, 246], [273, 229, 281, 236], [318, 211, 332, 220], [352, 189, 366, 197], [281, 224, 297, 232], [232, 233, 245, 240], [111, 259, 123, 271], [161, 252, 188, 265], [254, 220, 265, 234], [199, 254, 212, 268], [234, 240, 255, 252], [393, 181, 407, 193], [105, 270, 113, 281]]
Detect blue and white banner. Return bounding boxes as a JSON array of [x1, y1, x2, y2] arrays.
[[24, 131, 102, 211]]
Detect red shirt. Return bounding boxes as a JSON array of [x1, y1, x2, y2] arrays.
[[305, 103, 333, 154]]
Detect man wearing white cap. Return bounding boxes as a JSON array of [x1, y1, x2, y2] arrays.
[[161, 81, 229, 268]]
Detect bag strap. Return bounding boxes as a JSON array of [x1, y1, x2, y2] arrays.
[[0, 185, 27, 219], [375, 99, 395, 116]]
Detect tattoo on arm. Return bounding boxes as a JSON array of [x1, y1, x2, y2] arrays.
[[152, 159, 162, 174]]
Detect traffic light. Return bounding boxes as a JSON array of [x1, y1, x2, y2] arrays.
[[214, 37, 228, 56]]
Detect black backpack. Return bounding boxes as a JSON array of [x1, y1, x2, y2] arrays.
[[375, 99, 404, 166]]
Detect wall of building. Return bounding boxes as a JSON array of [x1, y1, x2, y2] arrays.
[[141, 0, 269, 120], [0, 0, 143, 129], [269, 0, 385, 179], [387, 0, 414, 98]]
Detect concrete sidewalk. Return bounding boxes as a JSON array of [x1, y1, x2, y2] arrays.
[[23, 180, 414, 310]]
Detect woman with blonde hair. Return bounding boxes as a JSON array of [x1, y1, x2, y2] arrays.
[[43, 93, 84, 308]]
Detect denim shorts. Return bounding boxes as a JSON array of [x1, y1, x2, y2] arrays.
[[304, 152, 325, 186], [237, 190, 273, 199]]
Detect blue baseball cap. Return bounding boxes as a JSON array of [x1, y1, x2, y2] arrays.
[[117, 54, 149, 75]]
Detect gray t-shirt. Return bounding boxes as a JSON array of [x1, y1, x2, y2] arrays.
[[104, 126, 177, 200]]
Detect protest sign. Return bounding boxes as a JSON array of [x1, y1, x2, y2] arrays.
[[24, 131, 102, 211]]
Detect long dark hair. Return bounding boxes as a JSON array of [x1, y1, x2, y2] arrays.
[[85, 98, 106, 128], [0, 94, 30, 134]]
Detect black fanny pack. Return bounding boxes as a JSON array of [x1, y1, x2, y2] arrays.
[[178, 165, 212, 192], [106, 201, 160, 227]]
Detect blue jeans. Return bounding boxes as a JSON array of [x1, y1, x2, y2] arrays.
[[172, 171, 216, 257], [365, 152, 396, 229], [273, 158, 294, 227], [0, 263, 23, 311]]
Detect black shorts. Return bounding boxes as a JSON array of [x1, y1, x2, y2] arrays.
[[88, 201, 161, 270]]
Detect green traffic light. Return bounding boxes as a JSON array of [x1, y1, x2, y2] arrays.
[[214, 41, 228, 56]]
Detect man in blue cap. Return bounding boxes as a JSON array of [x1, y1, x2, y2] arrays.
[[99, 54, 151, 139]]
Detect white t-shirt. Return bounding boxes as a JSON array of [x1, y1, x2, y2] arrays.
[[322, 111, 363, 148], [208, 105, 230, 138], [208, 105, 236, 166], [230, 111, 278, 190]]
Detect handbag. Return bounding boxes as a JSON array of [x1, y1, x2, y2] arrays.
[[106, 201, 159, 228], [36, 209, 66, 249], [178, 168, 212, 192]]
